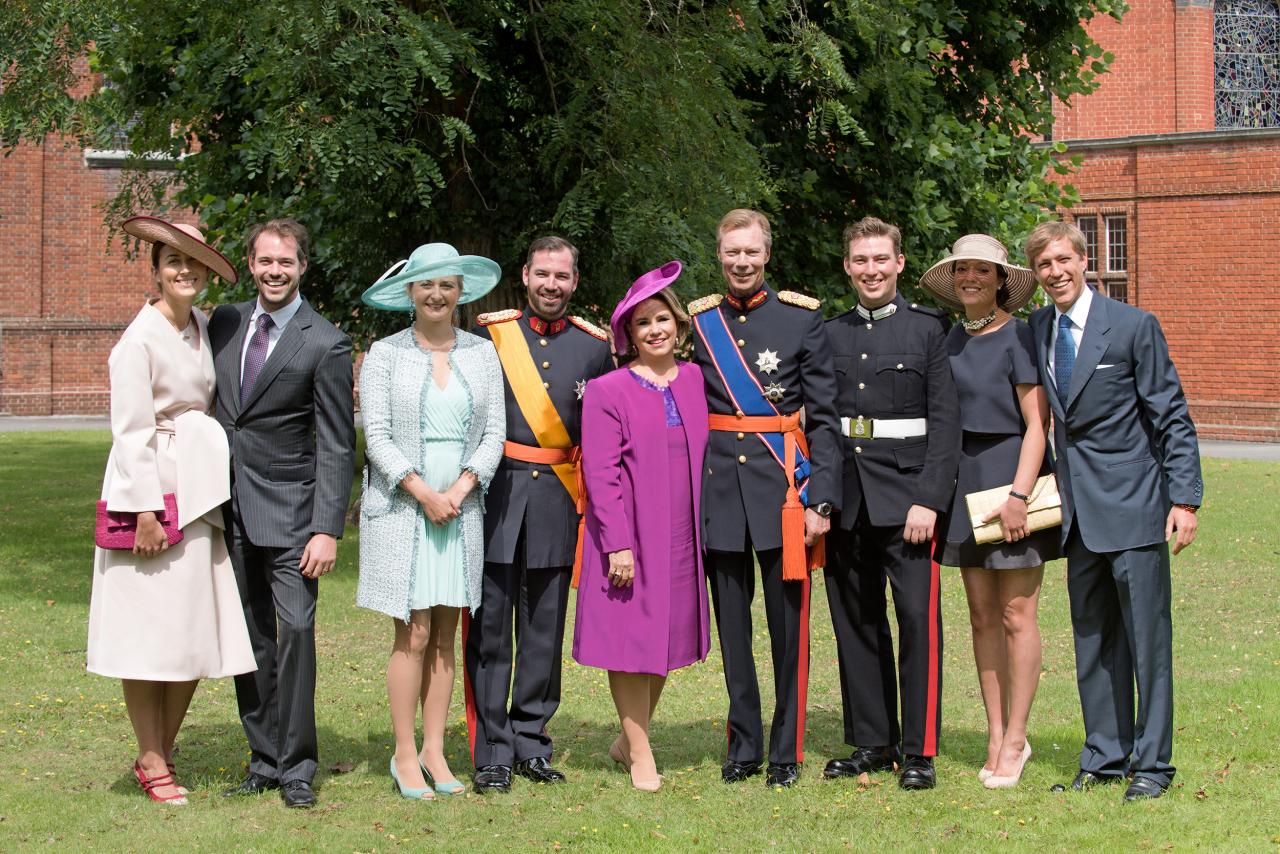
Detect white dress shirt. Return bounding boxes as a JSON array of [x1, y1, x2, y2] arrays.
[[239, 292, 304, 382], [1048, 283, 1093, 386]]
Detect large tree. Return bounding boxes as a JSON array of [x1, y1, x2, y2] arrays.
[[1, 0, 1122, 338]]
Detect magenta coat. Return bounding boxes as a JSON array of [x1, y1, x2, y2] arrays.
[[572, 362, 711, 674]]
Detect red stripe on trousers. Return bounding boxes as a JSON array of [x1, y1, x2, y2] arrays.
[[922, 533, 941, 756], [461, 610, 478, 763], [795, 572, 811, 762]]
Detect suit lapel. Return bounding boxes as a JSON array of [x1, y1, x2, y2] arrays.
[[240, 301, 313, 414], [218, 302, 254, 419], [1064, 294, 1112, 411], [1032, 309, 1065, 421]]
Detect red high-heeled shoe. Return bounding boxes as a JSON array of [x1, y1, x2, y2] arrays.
[[133, 761, 188, 805]]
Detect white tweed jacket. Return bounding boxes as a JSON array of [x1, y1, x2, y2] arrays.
[[356, 327, 505, 619]]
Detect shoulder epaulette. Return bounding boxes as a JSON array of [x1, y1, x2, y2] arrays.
[[687, 294, 723, 315], [777, 290, 821, 311], [569, 315, 609, 341], [906, 302, 947, 318], [477, 308, 521, 326]]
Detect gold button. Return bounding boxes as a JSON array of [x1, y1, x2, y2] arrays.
[[737, 338, 745, 347], [854, 446, 863, 454], [738, 455, 747, 464], [531, 470, 540, 479], [539, 339, 548, 346], [738, 315, 747, 324], [542, 361, 550, 369], [736, 432, 745, 440], [858, 382, 865, 390], [861, 353, 868, 360], [896, 363, 904, 370], [543, 381, 550, 389], [735, 410, 744, 418]]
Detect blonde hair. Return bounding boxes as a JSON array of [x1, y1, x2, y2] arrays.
[[717, 209, 773, 252], [627, 287, 691, 350], [843, 216, 902, 257], [1024, 221, 1087, 265]]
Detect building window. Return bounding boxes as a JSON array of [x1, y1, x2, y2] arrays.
[[1215, 0, 1280, 128], [1073, 213, 1129, 303]]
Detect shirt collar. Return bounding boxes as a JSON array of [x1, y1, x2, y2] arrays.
[[856, 297, 900, 322], [252, 292, 304, 329], [724, 286, 769, 312], [1054, 283, 1094, 331], [526, 312, 567, 336]]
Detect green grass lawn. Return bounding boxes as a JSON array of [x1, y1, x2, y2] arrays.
[[0, 432, 1277, 852]]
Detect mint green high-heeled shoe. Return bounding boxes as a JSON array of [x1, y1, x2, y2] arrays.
[[390, 756, 434, 800], [420, 759, 465, 795]]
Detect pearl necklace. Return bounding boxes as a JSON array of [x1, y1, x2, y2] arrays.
[[961, 310, 997, 332]]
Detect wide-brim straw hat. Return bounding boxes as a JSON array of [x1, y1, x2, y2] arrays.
[[610, 260, 683, 356], [361, 243, 501, 310], [122, 216, 238, 283], [918, 233, 1036, 312]]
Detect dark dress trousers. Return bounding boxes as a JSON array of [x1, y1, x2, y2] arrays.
[[464, 311, 613, 769], [690, 284, 841, 767], [209, 298, 356, 786], [823, 295, 960, 757], [1031, 292, 1202, 788]]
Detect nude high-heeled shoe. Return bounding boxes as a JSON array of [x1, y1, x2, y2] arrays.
[[984, 741, 1032, 789]]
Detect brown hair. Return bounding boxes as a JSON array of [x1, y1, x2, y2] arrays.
[[626, 287, 691, 351], [525, 235, 579, 274], [843, 216, 902, 257], [245, 218, 310, 264], [1024, 220, 1086, 266], [717, 209, 772, 252]]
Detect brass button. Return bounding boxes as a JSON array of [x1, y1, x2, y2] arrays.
[[854, 446, 863, 454], [896, 363, 904, 370], [542, 361, 550, 369], [531, 470, 541, 479], [735, 410, 744, 418], [539, 338, 548, 346], [858, 382, 865, 390], [861, 353, 868, 360], [736, 432, 745, 440], [738, 315, 747, 324], [736, 338, 745, 347], [738, 455, 747, 464], [543, 381, 550, 389]]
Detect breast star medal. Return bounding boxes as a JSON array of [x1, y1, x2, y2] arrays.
[[763, 382, 786, 402], [575, 378, 587, 400], [755, 349, 781, 375]]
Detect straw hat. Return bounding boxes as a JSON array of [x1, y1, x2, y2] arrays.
[[122, 216, 238, 283], [918, 234, 1036, 312], [609, 260, 683, 356], [361, 243, 501, 310]]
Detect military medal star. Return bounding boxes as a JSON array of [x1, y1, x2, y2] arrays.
[[755, 349, 781, 375], [575, 378, 587, 400], [763, 382, 786, 402]]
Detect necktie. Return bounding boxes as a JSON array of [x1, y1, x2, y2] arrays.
[[240, 314, 274, 405], [1055, 313, 1076, 404]]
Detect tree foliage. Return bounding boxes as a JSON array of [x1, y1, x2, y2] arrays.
[[1, 0, 1123, 339]]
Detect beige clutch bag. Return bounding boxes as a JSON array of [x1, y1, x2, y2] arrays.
[[965, 474, 1062, 545]]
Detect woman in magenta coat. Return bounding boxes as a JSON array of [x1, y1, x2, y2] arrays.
[[573, 261, 710, 792]]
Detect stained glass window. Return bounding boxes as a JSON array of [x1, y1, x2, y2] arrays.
[[1215, 0, 1280, 128]]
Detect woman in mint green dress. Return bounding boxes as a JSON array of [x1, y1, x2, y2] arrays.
[[357, 244, 505, 800]]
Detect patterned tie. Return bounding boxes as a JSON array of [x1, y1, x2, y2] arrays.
[[240, 313, 274, 406], [1055, 313, 1076, 405]]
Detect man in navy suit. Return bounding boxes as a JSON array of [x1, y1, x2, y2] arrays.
[[1025, 221, 1201, 802]]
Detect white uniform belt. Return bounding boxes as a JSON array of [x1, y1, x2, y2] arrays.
[[840, 416, 927, 440]]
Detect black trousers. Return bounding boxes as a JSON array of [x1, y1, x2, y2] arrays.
[[464, 557, 573, 768], [825, 508, 942, 757], [706, 546, 811, 766], [226, 514, 318, 785]]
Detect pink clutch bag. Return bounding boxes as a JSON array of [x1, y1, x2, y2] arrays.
[[95, 493, 184, 550]]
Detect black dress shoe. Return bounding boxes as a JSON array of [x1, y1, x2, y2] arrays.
[[765, 762, 801, 788], [823, 745, 902, 779], [474, 765, 513, 793], [516, 756, 566, 784], [1050, 769, 1122, 793], [898, 755, 936, 790], [281, 780, 317, 808], [1123, 776, 1167, 802], [721, 759, 763, 783], [221, 772, 280, 797]]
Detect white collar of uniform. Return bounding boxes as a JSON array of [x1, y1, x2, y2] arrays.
[[251, 291, 304, 330], [1054, 282, 1093, 331], [855, 301, 897, 321]]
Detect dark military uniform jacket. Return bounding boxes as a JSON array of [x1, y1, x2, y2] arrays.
[[689, 284, 841, 552], [473, 310, 614, 568], [824, 294, 961, 530]]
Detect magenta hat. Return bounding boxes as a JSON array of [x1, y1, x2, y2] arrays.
[[609, 260, 684, 355]]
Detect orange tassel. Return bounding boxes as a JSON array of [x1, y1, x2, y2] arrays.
[[781, 486, 808, 581], [571, 516, 586, 589], [808, 534, 826, 572], [570, 462, 588, 589]]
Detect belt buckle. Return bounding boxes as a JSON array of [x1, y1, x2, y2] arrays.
[[851, 415, 871, 439]]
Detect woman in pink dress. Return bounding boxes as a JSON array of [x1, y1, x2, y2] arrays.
[[573, 261, 710, 792]]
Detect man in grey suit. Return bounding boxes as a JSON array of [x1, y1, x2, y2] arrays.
[[210, 218, 356, 808], [1026, 221, 1201, 802]]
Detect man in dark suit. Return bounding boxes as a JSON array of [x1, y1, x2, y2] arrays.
[[1026, 221, 1200, 802], [464, 236, 613, 793], [688, 208, 841, 788], [210, 218, 356, 808], [821, 216, 960, 791]]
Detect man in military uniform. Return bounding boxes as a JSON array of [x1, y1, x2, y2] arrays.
[[821, 216, 960, 790], [688, 208, 841, 788], [465, 236, 613, 793]]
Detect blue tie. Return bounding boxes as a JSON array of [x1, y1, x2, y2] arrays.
[[1055, 313, 1076, 404]]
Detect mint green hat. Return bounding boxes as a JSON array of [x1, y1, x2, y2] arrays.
[[361, 243, 501, 310]]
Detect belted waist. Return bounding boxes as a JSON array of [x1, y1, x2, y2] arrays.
[[839, 416, 927, 440], [503, 440, 580, 466], [708, 412, 802, 433]]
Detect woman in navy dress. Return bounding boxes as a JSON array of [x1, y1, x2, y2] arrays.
[[919, 234, 1061, 789]]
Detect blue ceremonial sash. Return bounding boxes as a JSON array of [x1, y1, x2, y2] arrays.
[[694, 306, 812, 503]]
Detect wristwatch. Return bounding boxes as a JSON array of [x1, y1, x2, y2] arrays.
[[812, 502, 833, 518]]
